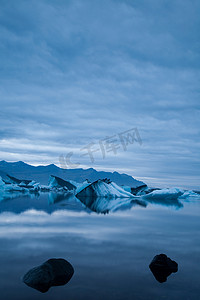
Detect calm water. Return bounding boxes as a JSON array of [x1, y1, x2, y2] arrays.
[[0, 193, 200, 300]]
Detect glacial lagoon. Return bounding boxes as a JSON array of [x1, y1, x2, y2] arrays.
[[0, 192, 200, 300]]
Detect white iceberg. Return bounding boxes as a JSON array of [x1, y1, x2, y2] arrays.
[[48, 175, 76, 192], [76, 179, 134, 198], [142, 187, 184, 208]]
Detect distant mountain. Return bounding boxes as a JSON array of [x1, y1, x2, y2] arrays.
[[0, 161, 144, 187], [0, 168, 7, 180]]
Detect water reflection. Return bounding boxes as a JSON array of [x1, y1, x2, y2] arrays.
[[48, 192, 74, 205], [0, 197, 200, 300], [76, 194, 147, 213], [0, 190, 186, 215]]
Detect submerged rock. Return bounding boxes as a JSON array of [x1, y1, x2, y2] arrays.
[[149, 254, 178, 283], [23, 258, 74, 293]]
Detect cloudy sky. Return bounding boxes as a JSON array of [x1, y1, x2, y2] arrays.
[[0, 0, 199, 188]]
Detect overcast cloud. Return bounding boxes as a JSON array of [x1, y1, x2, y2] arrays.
[[0, 0, 199, 188]]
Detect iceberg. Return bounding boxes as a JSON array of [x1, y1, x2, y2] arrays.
[[76, 178, 134, 199], [6, 174, 33, 186], [142, 188, 184, 208], [75, 178, 138, 213], [1, 171, 199, 213], [131, 184, 148, 195], [0, 176, 29, 202], [48, 175, 76, 191], [73, 180, 91, 194]]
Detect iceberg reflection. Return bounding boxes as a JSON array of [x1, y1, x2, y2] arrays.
[[76, 195, 147, 213]]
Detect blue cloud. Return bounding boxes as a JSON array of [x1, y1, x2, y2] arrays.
[[0, 0, 199, 188]]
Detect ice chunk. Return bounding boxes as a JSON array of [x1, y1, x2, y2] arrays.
[[76, 179, 133, 199]]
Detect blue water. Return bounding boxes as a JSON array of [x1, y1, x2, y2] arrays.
[[0, 193, 199, 299]]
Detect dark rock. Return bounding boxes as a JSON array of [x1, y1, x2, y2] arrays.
[[23, 258, 74, 293], [149, 254, 178, 283]]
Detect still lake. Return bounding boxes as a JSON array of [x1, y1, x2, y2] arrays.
[[0, 192, 199, 300]]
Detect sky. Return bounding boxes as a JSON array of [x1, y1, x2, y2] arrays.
[[0, 0, 199, 189]]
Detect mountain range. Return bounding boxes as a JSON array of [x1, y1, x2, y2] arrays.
[[0, 161, 144, 187]]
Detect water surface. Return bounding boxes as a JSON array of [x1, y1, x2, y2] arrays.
[[0, 193, 199, 299]]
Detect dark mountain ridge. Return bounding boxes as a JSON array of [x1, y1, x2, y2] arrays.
[[0, 160, 144, 187]]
